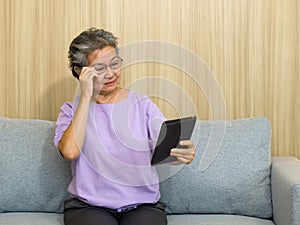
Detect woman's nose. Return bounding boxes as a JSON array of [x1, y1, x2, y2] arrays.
[[104, 67, 115, 79]]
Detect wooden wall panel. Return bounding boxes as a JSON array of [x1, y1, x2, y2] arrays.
[[0, 0, 299, 158]]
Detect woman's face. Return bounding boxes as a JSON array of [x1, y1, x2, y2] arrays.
[[86, 46, 122, 96]]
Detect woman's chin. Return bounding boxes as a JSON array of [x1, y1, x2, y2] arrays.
[[100, 85, 119, 94]]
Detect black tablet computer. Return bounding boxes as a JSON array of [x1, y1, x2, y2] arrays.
[[151, 116, 197, 165]]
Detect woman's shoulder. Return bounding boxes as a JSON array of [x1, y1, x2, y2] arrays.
[[127, 89, 161, 113], [59, 102, 74, 117], [127, 89, 151, 102], [60, 101, 74, 110]]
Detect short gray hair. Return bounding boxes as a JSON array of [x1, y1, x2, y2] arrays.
[[68, 28, 119, 79]]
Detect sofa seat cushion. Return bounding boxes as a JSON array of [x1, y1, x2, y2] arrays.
[[159, 117, 272, 218], [0, 213, 64, 225], [0, 213, 275, 225], [167, 214, 275, 225]]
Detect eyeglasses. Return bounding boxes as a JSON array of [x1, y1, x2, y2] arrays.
[[91, 56, 123, 74]]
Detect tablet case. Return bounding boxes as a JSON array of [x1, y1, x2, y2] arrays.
[[151, 116, 196, 165]]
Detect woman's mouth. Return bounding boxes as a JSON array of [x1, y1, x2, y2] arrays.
[[104, 80, 116, 86]]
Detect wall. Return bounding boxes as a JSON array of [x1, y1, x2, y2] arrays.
[[0, 0, 299, 158]]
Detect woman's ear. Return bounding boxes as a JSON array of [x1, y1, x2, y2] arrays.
[[74, 66, 82, 76]]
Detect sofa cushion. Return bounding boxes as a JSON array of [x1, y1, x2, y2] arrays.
[[0, 117, 71, 213], [0, 213, 275, 225], [167, 214, 275, 225], [0, 213, 64, 225], [0, 213, 274, 225], [159, 117, 272, 218]]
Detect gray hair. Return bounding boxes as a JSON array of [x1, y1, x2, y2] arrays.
[[68, 28, 119, 79]]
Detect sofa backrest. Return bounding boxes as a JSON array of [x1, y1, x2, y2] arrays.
[[0, 116, 272, 218], [159, 117, 272, 218], [0, 117, 71, 213]]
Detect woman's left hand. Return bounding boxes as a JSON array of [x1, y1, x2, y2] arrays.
[[170, 140, 196, 165]]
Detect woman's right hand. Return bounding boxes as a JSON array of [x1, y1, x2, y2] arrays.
[[79, 67, 102, 101]]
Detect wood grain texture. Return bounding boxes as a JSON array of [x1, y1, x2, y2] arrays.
[[0, 0, 299, 158]]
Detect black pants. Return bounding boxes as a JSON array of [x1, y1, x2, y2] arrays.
[[64, 198, 168, 225]]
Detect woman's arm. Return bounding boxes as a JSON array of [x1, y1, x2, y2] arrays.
[[58, 67, 100, 160], [58, 97, 90, 160]]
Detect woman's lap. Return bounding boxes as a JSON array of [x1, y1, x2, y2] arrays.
[[63, 198, 167, 225], [120, 202, 167, 225], [64, 206, 118, 225]]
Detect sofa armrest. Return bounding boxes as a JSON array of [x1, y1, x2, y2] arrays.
[[271, 157, 300, 225]]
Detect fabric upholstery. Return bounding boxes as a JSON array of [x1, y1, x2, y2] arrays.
[[2, 116, 300, 224], [0, 213, 63, 225], [159, 117, 272, 218], [0, 213, 275, 225], [0, 117, 71, 213], [271, 157, 300, 225], [166, 214, 275, 225]]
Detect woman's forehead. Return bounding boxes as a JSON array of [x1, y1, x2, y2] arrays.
[[87, 46, 117, 65]]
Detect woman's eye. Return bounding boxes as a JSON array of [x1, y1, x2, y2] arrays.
[[110, 62, 118, 68], [110, 60, 122, 69], [94, 66, 105, 73]]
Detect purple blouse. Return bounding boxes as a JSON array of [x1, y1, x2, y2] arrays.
[[54, 90, 166, 210]]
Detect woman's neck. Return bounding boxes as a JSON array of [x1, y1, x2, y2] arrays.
[[96, 88, 128, 104]]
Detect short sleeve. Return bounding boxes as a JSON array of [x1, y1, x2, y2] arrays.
[[53, 102, 74, 148], [147, 99, 166, 151]]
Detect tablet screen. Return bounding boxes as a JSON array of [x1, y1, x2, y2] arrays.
[[151, 116, 196, 165]]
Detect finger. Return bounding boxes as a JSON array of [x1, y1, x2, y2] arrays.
[[171, 147, 195, 156], [79, 67, 88, 77], [179, 140, 193, 147], [176, 156, 193, 165], [171, 150, 196, 164], [170, 154, 193, 164], [170, 149, 187, 156], [80, 67, 98, 78]]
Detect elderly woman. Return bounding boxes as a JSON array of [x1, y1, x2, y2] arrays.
[[54, 28, 195, 225]]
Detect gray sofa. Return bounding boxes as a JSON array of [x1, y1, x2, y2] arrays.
[[0, 116, 299, 225]]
